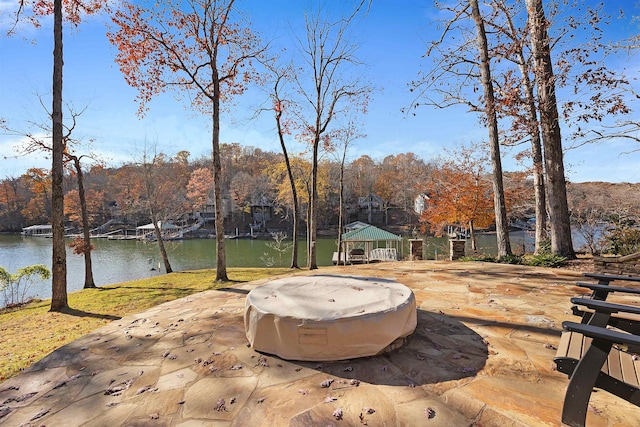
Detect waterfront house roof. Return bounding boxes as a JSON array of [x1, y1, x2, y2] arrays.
[[357, 193, 383, 209], [344, 221, 369, 233]]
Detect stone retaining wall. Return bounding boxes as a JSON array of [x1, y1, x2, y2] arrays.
[[593, 252, 640, 276]]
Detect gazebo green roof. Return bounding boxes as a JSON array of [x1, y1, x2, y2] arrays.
[[341, 224, 401, 242]]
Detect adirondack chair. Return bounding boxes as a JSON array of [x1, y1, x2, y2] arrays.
[[554, 273, 640, 427]]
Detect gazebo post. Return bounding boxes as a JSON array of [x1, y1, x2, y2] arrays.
[[344, 241, 349, 265]]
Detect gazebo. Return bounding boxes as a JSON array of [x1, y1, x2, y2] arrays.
[[339, 224, 403, 264]]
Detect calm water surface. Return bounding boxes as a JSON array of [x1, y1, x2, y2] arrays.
[[0, 231, 535, 302], [0, 235, 341, 301]]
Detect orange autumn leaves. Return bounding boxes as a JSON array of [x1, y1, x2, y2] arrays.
[[107, 0, 264, 116], [420, 146, 526, 238]]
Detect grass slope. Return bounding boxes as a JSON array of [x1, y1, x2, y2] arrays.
[[0, 268, 291, 382]]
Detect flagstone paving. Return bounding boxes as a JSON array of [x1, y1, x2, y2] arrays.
[[2, 260, 640, 426]]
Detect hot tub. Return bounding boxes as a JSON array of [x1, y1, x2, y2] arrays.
[[244, 275, 417, 361]]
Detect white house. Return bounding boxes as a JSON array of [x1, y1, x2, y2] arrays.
[[414, 193, 431, 215]]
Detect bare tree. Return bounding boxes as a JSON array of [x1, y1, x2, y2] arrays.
[[469, 0, 511, 257], [485, 0, 548, 254], [270, 67, 301, 268], [5, 102, 100, 288], [136, 149, 191, 274], [9, 0, 110, 314], [110, 0, 267, 281], [581, 121, 640, 152], [331, 119, 363, 265], [295, 3, 371, 269], [66, 154, 96, 288], [49, 0, 67, 311], [571, 206, 606, 255], [487, 1, 631, 254], [411, 0, 511, 256]]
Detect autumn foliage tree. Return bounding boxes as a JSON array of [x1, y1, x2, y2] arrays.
[[373, 153, 433, 217], [20, 168, 52, 225], [186, 167, 214, 211], [109, 0, 266, 281], [0, 177, 25, 230], [420, 146, 495, 253], [347, 155, 376, 197], [107, 165, 144, 223], [268, 157, 310, 214], [64, 189, 103, 226]]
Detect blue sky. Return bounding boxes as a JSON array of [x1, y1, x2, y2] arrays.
[[1, 0, 639, 183]]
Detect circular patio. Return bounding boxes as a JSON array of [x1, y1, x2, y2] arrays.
[[244, 275, 417, 361]]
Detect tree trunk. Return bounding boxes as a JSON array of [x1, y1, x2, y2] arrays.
[[151, 215, 173, 274], [212, 69, 229, 281], [308, 136, 319, 270], [531, 126, 548, 254], [470, 0, 511, 258], [289, 187, 300, 269], [306, 191, 312, 265], [275, 111, 299, 269], [73, 157, 96, 288], [526, 0, 575, 258], [505, 9, 548, 255], [290, 204, 300, 268], [140, 154, 173, 274], [50, 0, 68, 312], [468, 220, 477, 253], [337, 155, 346, 266]]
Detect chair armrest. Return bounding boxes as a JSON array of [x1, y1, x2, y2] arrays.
[[562, 321, 640, 348], [571, 297, 640, 316], [582, 272, 640, 285], [577, 282, 640, 296]]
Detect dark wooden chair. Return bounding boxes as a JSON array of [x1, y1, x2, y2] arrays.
[[579, 272, 640, 297], [573, 273, 640, 334], [554, 273, 640, 426], [556, 318, 640, 427]]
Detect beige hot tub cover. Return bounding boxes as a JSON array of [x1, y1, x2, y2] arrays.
[[244, 275, 417, 361]]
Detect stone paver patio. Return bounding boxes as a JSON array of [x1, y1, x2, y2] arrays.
[[2, 261, 640, 426]]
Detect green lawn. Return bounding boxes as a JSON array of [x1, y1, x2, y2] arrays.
[[0, 268, 292, 382]]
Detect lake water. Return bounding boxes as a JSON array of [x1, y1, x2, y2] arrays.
[[0, 231, 535, 303]]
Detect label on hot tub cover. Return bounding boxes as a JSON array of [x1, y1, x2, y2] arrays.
[[299, 327, 328, 345]]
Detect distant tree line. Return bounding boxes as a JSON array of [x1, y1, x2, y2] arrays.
[[0, 146, 440, 232], [3, 143, 637, 241]]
